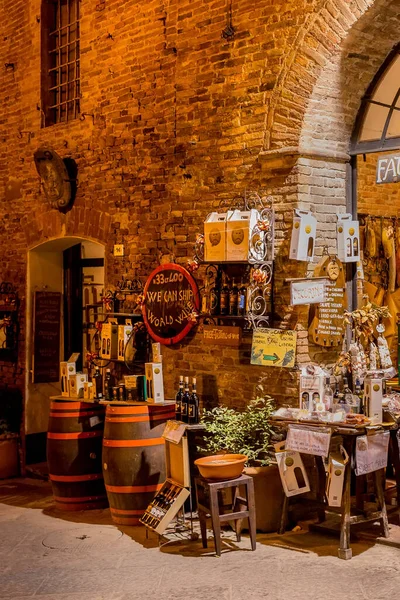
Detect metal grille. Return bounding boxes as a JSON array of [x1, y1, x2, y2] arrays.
[[47, 0, 80, 125]]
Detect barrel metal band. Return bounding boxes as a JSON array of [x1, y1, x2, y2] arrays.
[[51, 402, 100, 410], [50, 411, 98, 418], [47, 431, 103, 440], [49, 473, 103, 482], [54, 494, 107, 502], [105, 414, 175, 423], [105, 483, 163, 494], [102, 437, 165, 447]]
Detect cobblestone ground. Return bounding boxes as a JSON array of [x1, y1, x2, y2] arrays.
[[1, 478, 400, 600]]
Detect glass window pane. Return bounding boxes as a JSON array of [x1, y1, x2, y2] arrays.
[[372, 54, 400, 105], [386, 109, 400, 138], [359, 103, 390, 142]]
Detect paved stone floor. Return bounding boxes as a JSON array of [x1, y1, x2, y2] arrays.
[[1, 478, 400, 600]]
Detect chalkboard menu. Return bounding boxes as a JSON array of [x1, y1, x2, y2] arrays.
[[142, 264, 200, 345], [33, 291, 61, 383]]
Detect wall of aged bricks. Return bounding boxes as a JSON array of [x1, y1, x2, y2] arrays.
[[0, 0, 398, 430]]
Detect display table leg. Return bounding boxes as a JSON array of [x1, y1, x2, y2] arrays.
[[315, 456, 326, 522], [338, 440, 353, 560], [374, 468, 389, 538]]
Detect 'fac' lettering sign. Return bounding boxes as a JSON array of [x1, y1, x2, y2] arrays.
[[376, 154, 400, 184], [142, 263, 200, 345]]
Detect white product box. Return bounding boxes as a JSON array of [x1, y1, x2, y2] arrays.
[[275, 442, 310, 497], [363, 375, 383, 425], [101, 320, 118, 360], [326, 446, 349, 507], [204, 212, 227, 262], [152, 342, 162, 363], [337, 213, 360, 263], [117, 320, 132, 361], [226, 209, 259, 261], [83, 381, 94, 400], [68, 373, 88, 398], [145, 362, 164, 403], [300, 374, 325, 410], [289, 209, 317, 262], [60, 353, 80, 397]]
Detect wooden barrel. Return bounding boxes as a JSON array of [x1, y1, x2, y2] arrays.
[[102, 403, 175, 525], [47, 400, 108, 511]]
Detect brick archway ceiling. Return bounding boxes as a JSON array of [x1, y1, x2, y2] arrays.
[[268, 0, 400, 157]]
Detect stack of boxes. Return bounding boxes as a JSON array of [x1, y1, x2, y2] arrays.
[[60, 353, 87, 398]]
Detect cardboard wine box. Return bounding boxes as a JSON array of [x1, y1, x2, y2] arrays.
[[204, 212, 227, 262], [326, 446, 349, 507], [226, 209, 259, 261], [101, 320, 118, 360], [289, 209, 317, 262], [83, 381, 94, 400], [275, 442, 310, 497], [363, 374, 383, 425], [68, 373, 88, 398], [117, 320, 132, 361], [60, 352, 80, 397], [145, 363, 164, 403], [337, 213, 360, 263]]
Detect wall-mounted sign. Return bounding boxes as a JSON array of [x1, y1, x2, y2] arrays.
[[251, 328, 297, 368], [203, 325, 241, 347], [376, 154, 400, 184], [289, 278, 328, 306], [33, 291, 61, 383], [142, 263, 200, 345], [309, 256, 346, 347]]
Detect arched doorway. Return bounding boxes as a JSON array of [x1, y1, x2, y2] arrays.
[[25, 236, 105, 466]]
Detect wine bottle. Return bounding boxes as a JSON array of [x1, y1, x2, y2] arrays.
[[323, 377, 333, 411], [355, 378, 364, 414], [220, 275, 229, 316], [238, 280, 247, 316], [201, 279, 209, 314], [93, 367, 103, 400], [104, 368, 114, 401], [209, 281, 219, 315], [229, 278, 238, 316], [181, 377, 190, 423], [188, 377, 199, 424], [175, 375, 184, 421]]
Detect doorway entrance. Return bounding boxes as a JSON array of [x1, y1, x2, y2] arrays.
[[25, 237, 105, 465]]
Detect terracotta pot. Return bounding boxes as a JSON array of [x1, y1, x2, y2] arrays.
[[243, 464, 284, 533], [195, 454, 247, 480]]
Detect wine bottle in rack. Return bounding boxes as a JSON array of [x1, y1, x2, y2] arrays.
[[188, 377, 199, 424], [229, 278, 238, 316], [175, 375, 184, 421], [220, 275, 229, 316]]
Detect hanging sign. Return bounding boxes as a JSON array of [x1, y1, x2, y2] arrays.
[[309, 256, 346, 347], [286, 424, 332, 458], [142, 264, 200, 345], [289, 278, 328, 306], [251, 328, 297, 368], [355, 432, 390, 476], [376, 154, 400, 184]]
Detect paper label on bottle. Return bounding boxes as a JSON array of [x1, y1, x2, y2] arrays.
[[90, 416, 103, 428]]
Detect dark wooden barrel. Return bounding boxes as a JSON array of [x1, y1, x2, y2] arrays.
[[47, 400, 108, 511], [102, 403, 175, 525]]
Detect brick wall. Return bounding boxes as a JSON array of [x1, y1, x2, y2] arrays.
[[0, 0, 395, 419]]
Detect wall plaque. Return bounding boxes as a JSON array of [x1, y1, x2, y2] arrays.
[[203, 325, 241, 347], [142, 264, 200, 345], [289, 278, 328, 306], [33, 291, 61, 383], [309, 256, 346, 347]]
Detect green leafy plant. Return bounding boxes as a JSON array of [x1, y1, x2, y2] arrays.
[[200, 396, 276, 466]]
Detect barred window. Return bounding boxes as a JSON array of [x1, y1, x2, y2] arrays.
[[42, 0, 80, 126]]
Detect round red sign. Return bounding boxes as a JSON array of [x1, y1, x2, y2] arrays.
[[142, 263, 200, 345]]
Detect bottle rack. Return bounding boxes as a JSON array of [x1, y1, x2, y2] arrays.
[[140, 479, 190, 534]]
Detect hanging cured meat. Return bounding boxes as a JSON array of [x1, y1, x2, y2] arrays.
[[382, 225, 396, 293]]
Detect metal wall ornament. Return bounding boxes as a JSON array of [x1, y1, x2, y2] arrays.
[[33, 146, 74, 210]]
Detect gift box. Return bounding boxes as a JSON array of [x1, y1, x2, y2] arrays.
[[363, 374, 383, 425], [204, 212, 227, 262], [275, 442, 310, 497], [145, 363, 164, 403], [289, 209, 316, 262], [226, 209, 259, 261], [117, 320, 132, 361], [60, 353, 80, 397], [326, 446, 348, 507], [337, 213, 360, 263], [83, 381, 94, 400], [101, 320, 118, 360], [69, 373, 88, 398]]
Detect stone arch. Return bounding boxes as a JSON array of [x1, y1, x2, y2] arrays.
[[267, 0, 400, 154]]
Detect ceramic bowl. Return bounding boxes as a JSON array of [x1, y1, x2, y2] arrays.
[[194, 453, 247, 480]]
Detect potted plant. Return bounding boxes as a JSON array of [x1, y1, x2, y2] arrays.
[[200, 395, 284, 532]]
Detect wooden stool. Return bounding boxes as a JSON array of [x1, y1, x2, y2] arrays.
[[195, 474, 257, 556]]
